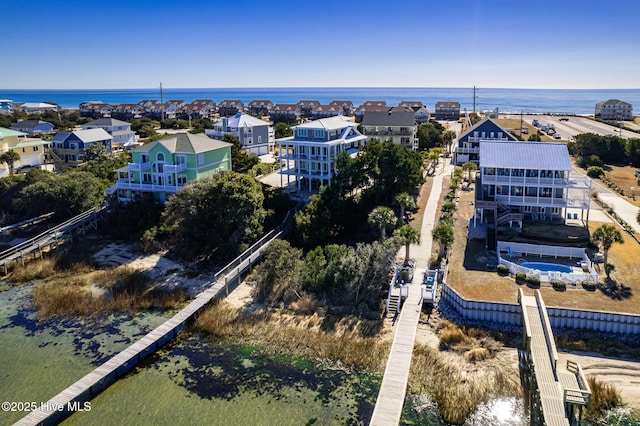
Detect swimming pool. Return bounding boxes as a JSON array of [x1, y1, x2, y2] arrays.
[[521, 262, 572, 273]]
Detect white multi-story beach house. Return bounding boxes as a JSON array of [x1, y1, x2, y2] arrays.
[[276, 116, 368, 192], [473, 141, 592, 233], [454, 118, 518, 165], [595, 99, 633, 121], [206, 113, 274, 155]]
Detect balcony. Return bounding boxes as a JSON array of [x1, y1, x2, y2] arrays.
[[365, 130, 414, 136], [128, 161, 150, 171], [163, 163, 187, 173], [109, 180, 184, 193]]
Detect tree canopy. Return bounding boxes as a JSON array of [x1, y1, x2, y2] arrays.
[[153, 171, 266, 261], [223, 134, 260, 173]]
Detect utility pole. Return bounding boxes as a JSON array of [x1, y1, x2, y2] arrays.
[[160, 82, 164, 122], [520, 110, 524, 138], [472, 85, 477, 113]]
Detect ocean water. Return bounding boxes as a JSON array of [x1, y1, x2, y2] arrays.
[[1, 87, 639, 115]]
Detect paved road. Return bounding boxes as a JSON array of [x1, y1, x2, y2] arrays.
[[504, 114, 637, 141], [570, 167, 640, 233]]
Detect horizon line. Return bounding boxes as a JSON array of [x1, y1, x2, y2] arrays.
[[1, 86, 639, 91]]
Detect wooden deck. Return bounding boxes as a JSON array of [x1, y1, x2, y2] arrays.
[[520, 290, 591, 426], [370, 272, 424, 426]]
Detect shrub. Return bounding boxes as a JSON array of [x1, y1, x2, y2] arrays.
[[496, 264, 510, 276], [551, 279, 567, 291], [466, 347, 490, 362], [585, 376, 623, 421], [582, 281, 597, 291], [525, 274, 540, 287], [586, 166, 605, 178], [515, 271, 526, 284]]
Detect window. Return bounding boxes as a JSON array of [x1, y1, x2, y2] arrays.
[[177, 175, 187, 185], [142, 173, 151, 183], [257, 136, 262, 143], [314, 129, 324, 139], [297, 128, 307, 138], [33, 146, 39, 152], [157, 152, 165, 162], [198, 153, 204, 165]]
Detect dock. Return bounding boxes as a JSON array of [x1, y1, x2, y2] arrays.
[[15, 210, 293, 425]]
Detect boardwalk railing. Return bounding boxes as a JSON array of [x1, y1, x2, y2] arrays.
[[15, 208, 295, 426], [0, 208, 104, 273]]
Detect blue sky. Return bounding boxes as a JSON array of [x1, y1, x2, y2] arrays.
[[2, 0, 639, 89]]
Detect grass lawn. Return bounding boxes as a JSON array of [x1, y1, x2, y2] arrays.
[[446, 180, 640, 314], [602, 164, 640, 208]]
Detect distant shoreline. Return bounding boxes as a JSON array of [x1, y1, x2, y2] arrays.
[[1, 87, 638, 114]]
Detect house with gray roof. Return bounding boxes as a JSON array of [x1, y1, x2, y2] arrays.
[[206, 113, 274, 155], [83, 117, 137, 148], [354, 101, 388, 122], [11, 120, 55, 135], [107, 133, 232, 203], [51, 128, 113, 167], [454, 117, 518, 165], [595, 99, 633, 120], [361, 110, 418, 150], [474, 141, 592, 234]]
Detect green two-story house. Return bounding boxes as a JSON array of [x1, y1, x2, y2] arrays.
[[107, 133, 232, 202]]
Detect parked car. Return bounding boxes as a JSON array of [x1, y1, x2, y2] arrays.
[[553, 133, 562, 140]]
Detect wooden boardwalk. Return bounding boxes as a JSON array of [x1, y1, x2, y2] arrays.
[[0, 208, 102, 274], [519, 289, 591, 426], [370, 273, 424, 425], [370, 163, 453, 425], [14, 218, 290, 426]]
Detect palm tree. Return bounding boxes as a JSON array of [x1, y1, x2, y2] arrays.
[[395, 192, 415, 223], [442, 130, 457, 156], [0, 150, 21, 176], [432, 223, 454, 258], [461, 162, 478, 188], [395, 224, 420, 263], [426, 150, 440, 175], [368, 206, 397, 240], [591, 224, 624, 272]]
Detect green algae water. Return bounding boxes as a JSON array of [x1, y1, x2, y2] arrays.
[[63, 335, 380, 425], [5, 281, 637, 425], [0, 284, 171, 425]]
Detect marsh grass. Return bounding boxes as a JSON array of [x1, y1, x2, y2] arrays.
[[586, 376, 624, 421], [409, 344, 521, 425], [437, 319, 502, 355], [7, 257, 57, 283], [31, 266, 186, 320], [196, 301, 390, 372]]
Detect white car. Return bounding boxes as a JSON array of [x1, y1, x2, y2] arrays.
[[553, 133, 562, 140]]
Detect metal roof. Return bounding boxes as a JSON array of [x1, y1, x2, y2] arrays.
[[215, 113, 269, 128], [294, 115, 355, 131], [0, 127, 27, 138], [84, 118, 130, 127], [480, 141, 573, 170]]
